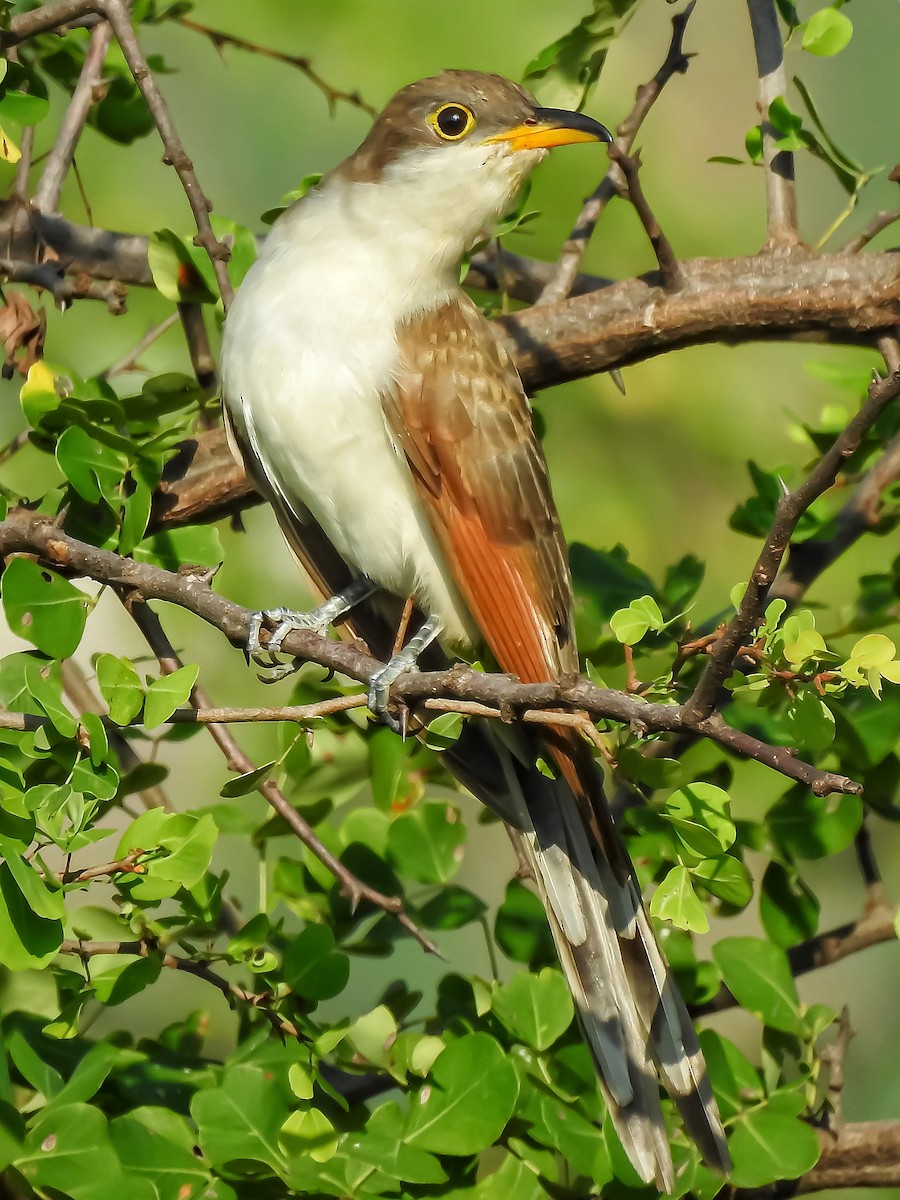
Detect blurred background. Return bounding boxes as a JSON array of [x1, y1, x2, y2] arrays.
[[0, 3, 898, 1191]]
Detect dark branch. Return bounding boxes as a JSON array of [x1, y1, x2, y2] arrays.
[[607, 146, 685, 291], [683, 368, 900, 722], [0, 509, 863, 798], [98, 0, 234, 309], [536, 1, 696, 305], [32, 20, 112, 213]]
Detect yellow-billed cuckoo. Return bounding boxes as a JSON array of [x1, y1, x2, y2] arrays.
[[221, 70, 730, 1189]]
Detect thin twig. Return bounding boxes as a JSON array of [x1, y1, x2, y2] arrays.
[[175, 16, 377, 117], [59, 937, 301, 1039], [102, 311, 180, 378], [177, 302, 217, 400], [125, 599, 439, 955], [683, 368, 900, 722], [59, 849, 147, 883], [842, 209, 900, 254], [98, 0, 235, 309], [0, 257, 127, 311], [33, 19, 112, 213], [536, 0, 695, 306], [607, 146, 685, 290], [746, 0, 800, 248], [1, 0, 99, 46]]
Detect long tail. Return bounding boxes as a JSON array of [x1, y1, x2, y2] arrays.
[[472, 723, 731, 1193]]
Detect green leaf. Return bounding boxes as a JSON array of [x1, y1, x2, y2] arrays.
[[616, 745, 682, 789], [493, 967, 574, 1051], [0, 91, 49, 127], [495, 880, 554, 966], [133, 524, 223, 571], [609, 594, 665, 645], [650, 865, 709, 933], [801, 8, 853, 56], [95, 653, 144, 724], [416, 886, 486, 930], [697, 1029, 763, 1121], [16, 1104, 120, 1199], [351, 1103, 447, 1184], [767, 786, 862, 859], [537, 1094, 611, 1183], [347, 1005, 397, 1069], [5, 1026, 64, 1098], [24, 657, 78, 737], [367, 725, 414, 809], [691, 854, 753, 909], [405, 1033, 518, 1154], [88, 954, 162, 1005], [663, 782, 735, 858], [143, 664, 199, 729], [523, 0, 641, 110], [0, 1102, 24, 1173], [219, 760, 277, 798], [786, 689, 835, 751], [148, 229, 217, 304], [387, 802, 465, 884], [713, 937, 802, 1033], [2, 558, 88, 658], [0, 835, 64, 919], [55, 425, 127, 506], [0, 860, 64, 970], [759, 862, 819, 947], [729, 1108, 820, 1187], [191, 1063, 289, 1174], [50, 1041, 121, 1108], [110, 1107, 210, 1200], [282, 924, 350, 1001]]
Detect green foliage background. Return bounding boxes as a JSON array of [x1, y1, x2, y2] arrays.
[[0, 2, 898, 1199]]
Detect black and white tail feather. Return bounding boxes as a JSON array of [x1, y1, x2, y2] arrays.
[[491, 727, 731, 1193]]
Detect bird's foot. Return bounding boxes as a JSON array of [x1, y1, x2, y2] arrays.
[[368, 614, 439, 732], [247, 578, 376, 669]]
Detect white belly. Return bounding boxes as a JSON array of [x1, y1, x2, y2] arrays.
[[220, 205, 476, 650]]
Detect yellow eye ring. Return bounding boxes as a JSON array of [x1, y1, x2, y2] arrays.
[[429, 103, 476, 141]]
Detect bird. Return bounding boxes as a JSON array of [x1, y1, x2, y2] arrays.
[[220, 69, 730, 1191]]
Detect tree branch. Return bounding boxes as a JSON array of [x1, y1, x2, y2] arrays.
[[683, 368, 900, 722], [4, 195, 900, 381], [746, 0, 800, 248], [0, 0, 100, 45], [32, 19, 112, 214], [0, 509, 864, 798], [59, 937, 301, 1040], [607, 146, 685, 291], [174, 16, 376, 117], [97, 0, 234, 308], [536, 1, 695, 306]]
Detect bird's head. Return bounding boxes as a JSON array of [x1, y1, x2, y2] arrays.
[[328, 70, 611, 261]]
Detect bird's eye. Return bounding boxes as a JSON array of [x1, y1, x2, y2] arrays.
[[431, 103, 476, 141]]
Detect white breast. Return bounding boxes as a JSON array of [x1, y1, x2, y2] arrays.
[[221, 142, 537, 650]]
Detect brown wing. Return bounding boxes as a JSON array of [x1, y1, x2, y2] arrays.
[[386, 295, 576, 682]]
